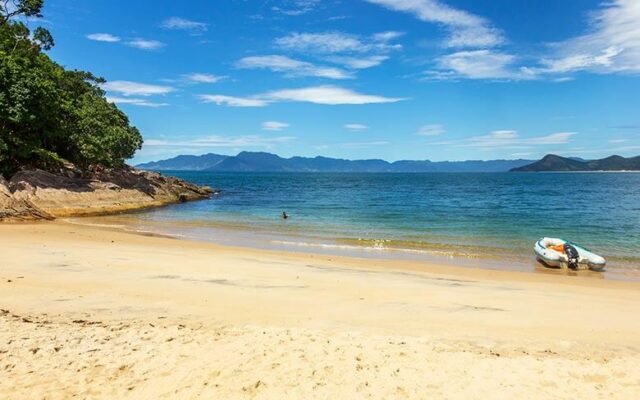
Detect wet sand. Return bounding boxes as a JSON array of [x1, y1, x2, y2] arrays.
[[1, 222, 639, 399]]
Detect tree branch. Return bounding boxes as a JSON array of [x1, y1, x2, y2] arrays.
[[1, 0, 23, 26]]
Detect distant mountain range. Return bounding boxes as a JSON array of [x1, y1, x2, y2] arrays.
[[137, 152, 535, 173], [511, 154, 640, 172], [137, 153, 229, 171]]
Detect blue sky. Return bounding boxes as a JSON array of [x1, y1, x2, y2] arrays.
[[36, 0, 640, 162]]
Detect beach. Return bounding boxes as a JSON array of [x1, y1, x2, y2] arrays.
[[1, 222, 639, 399], [3, 0, 639, 398]]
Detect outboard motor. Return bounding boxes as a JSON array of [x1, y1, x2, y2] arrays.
[[564, 244, 580, 270]]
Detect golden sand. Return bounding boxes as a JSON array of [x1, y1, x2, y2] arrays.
[[1, 222, 639, 399]]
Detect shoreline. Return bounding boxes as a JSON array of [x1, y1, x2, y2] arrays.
[[2, 221, 640, 398], [3, 219, 639, 305], [63, 214, 640, 282]]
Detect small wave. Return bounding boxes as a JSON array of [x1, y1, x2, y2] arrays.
[[270, 239, 486, 259], [339, 237, 518, 260], [69, 215, 640, 274]]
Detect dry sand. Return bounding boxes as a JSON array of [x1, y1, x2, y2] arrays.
[[1, 222, 639, 399]]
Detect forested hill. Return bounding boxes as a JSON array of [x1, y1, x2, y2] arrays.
[[511, 154, 640, 172], [0, 0, 143, 178], [0, 1, 215, 222]]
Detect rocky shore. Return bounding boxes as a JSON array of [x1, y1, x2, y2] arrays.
[[0, 166, 213, 221]]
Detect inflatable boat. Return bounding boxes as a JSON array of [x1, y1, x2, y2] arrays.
[[534, 237, 606, 271]]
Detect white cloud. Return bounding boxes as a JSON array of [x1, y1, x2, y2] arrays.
[[511, 152, 534, 157], [416, 1, 640, 80], [365, 0, 504, 48], [276, 32, 364, 53], [431, 130, 577, 149], [445, 25, 504, 49], [492, 130, 518, 139], [106, 97, 169, 108], [275, 31, 402, 54], [144, 135, 295, 148], [553, 77, 575, 83], [126, 38, 165, 50], [262, 121, 290, 131], [427, 1, 640, 81], [410, 0, 640, 81], [101, 81, 175, 97], [432, 50, 520, 80], [475, 130, 518, 142], [523, 132, 577, 145], [236, 55, 352, 79], [373, 31, 405, 42], [328, 55, 389, 69], [86, 33, 120, 43], [199, 85, 405, 107], [526, 46, 624, 76], [464, 130, 524, 147], [344, 123, 369, 131], [417, 124, 445, 136], [537, 0, 640, 75], [198, 95, 269, 107], [273, 31, 400, 72], [183, 73, 226, 83], [263, 85, 406, 105], [186, 135, 295, 147], [273, 0, 321, 16], [161, 17, 208, 32]]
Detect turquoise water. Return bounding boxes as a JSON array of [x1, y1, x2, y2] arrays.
[[88, 172, 640, 276]]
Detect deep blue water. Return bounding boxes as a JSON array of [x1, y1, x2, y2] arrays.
[[91, 172, 640, 273]]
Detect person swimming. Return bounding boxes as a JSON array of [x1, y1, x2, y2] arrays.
[[282, 211, 289, 220]]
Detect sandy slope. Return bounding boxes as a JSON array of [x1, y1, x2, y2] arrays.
[[1, 222, 639, 399]]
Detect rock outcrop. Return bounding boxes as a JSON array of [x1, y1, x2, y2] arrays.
[[0, 175, 54, 220], [0, 166, 213, 221]]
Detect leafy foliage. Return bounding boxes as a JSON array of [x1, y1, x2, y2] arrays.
[[0, 0, 142, 177]]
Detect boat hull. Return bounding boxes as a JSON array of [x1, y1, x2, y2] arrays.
[[534, 237, 606, 271]]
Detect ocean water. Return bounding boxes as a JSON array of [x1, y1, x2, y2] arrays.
[[82, 172, 640, 278]]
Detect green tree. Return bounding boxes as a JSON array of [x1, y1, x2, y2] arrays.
[[0, 0, 143, 176], [0, 1, 45, 23]]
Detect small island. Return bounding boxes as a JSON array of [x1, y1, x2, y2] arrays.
[[511, 154, 640, 172]]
